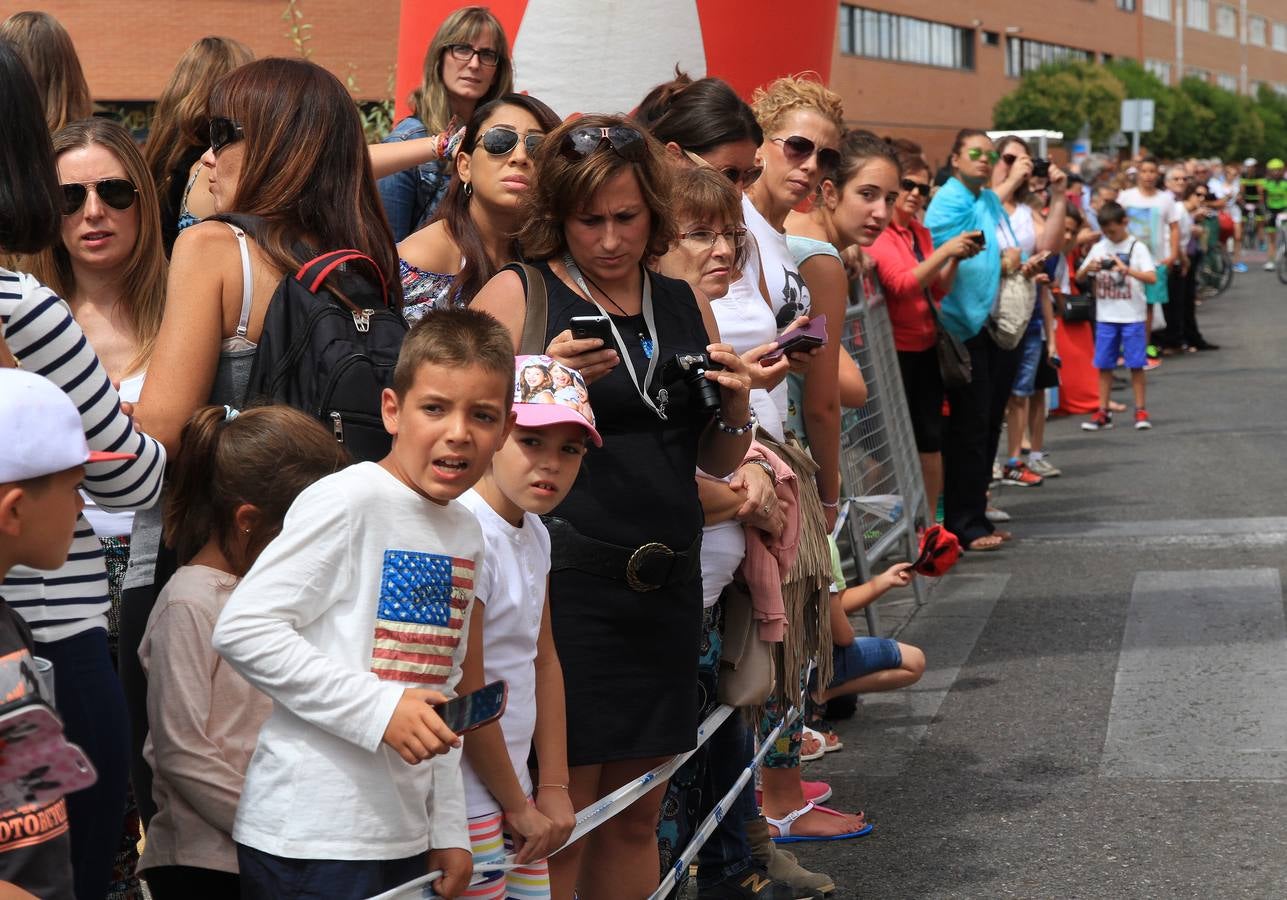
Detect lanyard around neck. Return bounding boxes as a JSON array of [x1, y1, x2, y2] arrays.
[[561, 254, 667, 421]]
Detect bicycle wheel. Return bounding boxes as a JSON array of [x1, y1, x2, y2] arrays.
[[1215, 250, 1234, 294], [1277, 246, 1287, 285]]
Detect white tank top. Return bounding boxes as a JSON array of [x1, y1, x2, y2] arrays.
[[1001, 202, 1037, 255]]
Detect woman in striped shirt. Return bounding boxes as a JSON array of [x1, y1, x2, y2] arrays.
[[0, 40, 165, 900]]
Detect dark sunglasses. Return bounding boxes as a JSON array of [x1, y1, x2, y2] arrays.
[[446, 43, 501, 67], [209, 117, 245, 153], [772, 135, 840, 173], [559, 125, 646, 162], [1001, 152, 1022, 167], [900, 178, 931, 198], [61, 179, 137, 215], [683, 150, 763, 188], [480, 126, 542, 157]]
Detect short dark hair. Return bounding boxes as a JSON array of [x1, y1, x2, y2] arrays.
[[0, 39, 60, 253], [393, 306, 516, 406], [1139, 155, 1160, 168], [1097, 201, 1127, 227]]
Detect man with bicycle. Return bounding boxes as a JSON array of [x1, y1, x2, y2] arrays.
[[1262, 159, 1287, 272]]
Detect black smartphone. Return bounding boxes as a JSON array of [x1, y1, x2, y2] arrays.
[[570, 315, 613, 344], [433, 680, 508, 735], [969, 230, 986, 248]]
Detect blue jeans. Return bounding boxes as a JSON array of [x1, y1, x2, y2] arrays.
[[237, 845, 426, 899], [696, 716, 758, 888], [376, 117, 450, 242]]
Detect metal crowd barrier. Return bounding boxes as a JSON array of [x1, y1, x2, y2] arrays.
[[834, 276, 930, 634]]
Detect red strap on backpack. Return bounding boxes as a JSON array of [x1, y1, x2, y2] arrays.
[[295, 250, 390, 307]]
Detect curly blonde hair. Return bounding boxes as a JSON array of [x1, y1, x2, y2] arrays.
[[750, 73, 844, 136]]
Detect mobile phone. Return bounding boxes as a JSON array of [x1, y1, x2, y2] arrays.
[[433, 680, 508, 735], [762, 314, 828, 364], [570, 315, 613, 344], [969, 230, 986, 248], [1049, 355, 1062, 369]]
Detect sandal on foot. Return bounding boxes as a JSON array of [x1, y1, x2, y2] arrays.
[[802, 726, 842, 755], [766, 802, 874, 843], [966, 534, 1004, 552], [799, 733, 825, 761]]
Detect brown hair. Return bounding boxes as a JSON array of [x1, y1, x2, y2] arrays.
[[669, 165, 748, 270], [750, 73, 844, 136], [949, 128, 991, 161], [825, 130, 902, 191], [0, 12, 90, 133], [163, 405, 350, 572], [24, 119, 167, 374], [517, 113, 676, 261], [144, 36, 253, 201], [410, 6, 514, 134], [885, 136, 928, 177], [209, 58, 401, 306], [393, 306, 515, 404]]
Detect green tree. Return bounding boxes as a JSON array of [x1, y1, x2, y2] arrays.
[[993, 61, 1125, 145], [1175, 76, 1263, 160], [1253, 86, 1287, 160], [1104, 60, 1184, 157]]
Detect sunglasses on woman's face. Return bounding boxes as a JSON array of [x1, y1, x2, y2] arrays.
[[209, 117, 245, 153], [900, 178, 931, 198], [771, 135, 840, 173], [61, 179, 137, 216], [480, 126, 542, 157], [683, 150, 763, 188], [558, 125, 646, 162], [965, 147, 1000, 164]]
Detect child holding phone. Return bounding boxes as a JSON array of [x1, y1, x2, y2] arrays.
[[138, 405, 349, 899], [455, 355, 600, 900]]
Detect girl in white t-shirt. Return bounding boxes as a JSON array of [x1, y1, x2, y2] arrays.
[[138, 405, 349, 899]]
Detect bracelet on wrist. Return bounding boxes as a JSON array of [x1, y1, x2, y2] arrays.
[[744, 458, 777, 485], [537, 783, 569, 791], [820, 499, 840, 509], [716, 409, 756, 436]]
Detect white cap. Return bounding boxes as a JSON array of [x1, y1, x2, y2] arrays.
[[1245, 157, 1258, 167], [0, 368, 135, 482]]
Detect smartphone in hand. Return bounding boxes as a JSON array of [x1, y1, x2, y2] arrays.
[[432, 680, 508, 735]]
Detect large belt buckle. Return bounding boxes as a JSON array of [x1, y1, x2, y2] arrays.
[[626, 542, 672, 592]]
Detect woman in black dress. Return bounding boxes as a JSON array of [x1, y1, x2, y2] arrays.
[[472, 113, 756, 900]]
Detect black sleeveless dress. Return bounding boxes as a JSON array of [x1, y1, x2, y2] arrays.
[[525, 259, 714, 765]]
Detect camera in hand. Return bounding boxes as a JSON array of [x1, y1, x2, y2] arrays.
[[1031, 158, 1051, 179], [661, 352, 722, 414], [1099, 257, 1118, 271]]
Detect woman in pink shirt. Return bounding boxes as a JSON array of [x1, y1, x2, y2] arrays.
[[864, 143, 981, 512]]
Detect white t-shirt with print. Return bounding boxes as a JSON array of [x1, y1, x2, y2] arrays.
[[1082, 237, 1155, 324], [1116, 187, 1181, 262]]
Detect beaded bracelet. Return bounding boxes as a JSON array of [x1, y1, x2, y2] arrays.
[[820, 499, 840, 509], [716, 409, 757, 436]]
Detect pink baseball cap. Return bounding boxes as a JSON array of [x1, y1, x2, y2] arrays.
[[0, 369, 137, 482], [513, 355, 602, 447]]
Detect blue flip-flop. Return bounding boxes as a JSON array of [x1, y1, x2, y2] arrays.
[[767, 802, 874, 843]]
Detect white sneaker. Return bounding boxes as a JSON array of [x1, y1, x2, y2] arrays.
[[1027, 456, 1062, 478], [1265, 261, 1277, 272]]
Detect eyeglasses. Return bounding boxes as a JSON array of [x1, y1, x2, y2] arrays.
[[900, 178, 931, 198], [480, 126, 542, 157], [209, 117, 245, 153], [60, 179, 138, 216], [771, 136, 840, 173], [445, 43, 501, 67], [678, 226, 748, 251], [559, 125, 646, 162], [683, 150, 763, 188], [1194, 191, 1209, 198], [965, 148, 1001, 164]]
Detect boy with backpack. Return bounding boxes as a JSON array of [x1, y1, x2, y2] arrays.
[[1076, 202, 1157, 432], [212, 308, 517, 899]]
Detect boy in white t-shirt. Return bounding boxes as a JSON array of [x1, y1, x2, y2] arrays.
[[1116, 156, 1181, 361], [1076, 202, 1157, 432], [212, 308, 517, 900], [456, 355, 601, 900]]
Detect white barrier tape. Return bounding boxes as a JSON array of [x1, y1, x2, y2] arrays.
[[366, 703, 737, 900]]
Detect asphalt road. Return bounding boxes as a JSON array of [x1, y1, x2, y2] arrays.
[[797, 267, 1287, 899]]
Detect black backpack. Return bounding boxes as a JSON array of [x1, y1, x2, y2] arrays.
[[215, 215, 408, 462]]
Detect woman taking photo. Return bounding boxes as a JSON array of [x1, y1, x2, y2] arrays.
[[397, 92, 559, 318], [472, 114, 755, 900], [378, 5, 514, 240]]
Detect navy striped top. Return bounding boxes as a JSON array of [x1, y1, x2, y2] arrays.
[[1, 269, 165, 643]]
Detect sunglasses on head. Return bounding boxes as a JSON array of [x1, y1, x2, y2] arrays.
[[683, 150, 763, 188], [559, 125, 646, 162], [900, 178, 931, 198], [480, 126, 542, 157], [772, 135, 841, 173], [209, 117, 245, 153], [965, 147, 1000, 163], [445, 43, 501, 67], [61, 179, 137, 216]]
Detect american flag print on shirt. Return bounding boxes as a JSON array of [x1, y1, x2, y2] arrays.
[[371, 550, 474, 685]]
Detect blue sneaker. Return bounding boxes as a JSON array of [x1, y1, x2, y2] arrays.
[[1234, 262, 1249, 273]]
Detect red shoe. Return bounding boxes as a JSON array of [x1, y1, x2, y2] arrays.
[[756, 780, 833, 809], [1001, 462, 1043, 487], [1134, 408, 1152, 430], [1082, 409, 1113, 431]]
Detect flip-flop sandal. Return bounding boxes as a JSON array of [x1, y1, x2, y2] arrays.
[[803, 726, 843, 754], [766, 802, 875, 843], [993, 530, 1014, 542], [966, 535, 1003, 552], [800, 733, 825, 761]]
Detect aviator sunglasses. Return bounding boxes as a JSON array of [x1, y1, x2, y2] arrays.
[[900, 178, 931, 198], [558, 125, 646, 162], [683, 150, 762, 187], [965, 147, 1000, 164], [480, 126, 542, 157], [771, 135, 841, 173], [61, 179, 138, 216], [209, 117, 245, 153]]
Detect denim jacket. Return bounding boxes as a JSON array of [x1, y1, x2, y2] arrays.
[[377, 116, 451, 242]]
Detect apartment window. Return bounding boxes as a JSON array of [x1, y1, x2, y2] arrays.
[[1116, 0, 1136, 9], [1005, 37, 1092, 78], [1250, 15, 1267, 45], [1275, 23, 1287, 52], [1216, 4, 1237, 37], [1217, 73, 1238, 91], [838, 5, 975, 70], [1145, 58, 1172, 84], [982, 31, 1000, 47], [1144, 0, 1170, 20], [1187, 0, 1209, 30], [1187, 67, 1212, 82]]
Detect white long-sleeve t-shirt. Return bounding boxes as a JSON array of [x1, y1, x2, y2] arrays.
[[212, 462, 481, 860]]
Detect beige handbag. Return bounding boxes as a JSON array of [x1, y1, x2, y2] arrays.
[[717, 581, 774, 707]]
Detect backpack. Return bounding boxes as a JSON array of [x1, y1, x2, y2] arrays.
[[214, 214, 407, 462]]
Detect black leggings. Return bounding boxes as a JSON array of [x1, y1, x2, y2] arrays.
[[143, 865, 240, 900]]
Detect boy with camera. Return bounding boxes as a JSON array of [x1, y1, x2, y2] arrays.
[[1076, 202, 1157, 432]]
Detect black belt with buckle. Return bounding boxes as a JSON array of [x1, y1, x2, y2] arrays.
[[543, 516, 702, 592]]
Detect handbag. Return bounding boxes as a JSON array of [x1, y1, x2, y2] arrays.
[[717, 581, 774, 707], [509, 261, 549, 355], [1063, 293, 1094, 323], [905, 228, 972, 390], [987, 214, 1036, 350]]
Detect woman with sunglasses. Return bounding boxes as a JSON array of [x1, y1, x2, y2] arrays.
[[0, 41, 165, 900], [473, 113, 756, 900], [866, 142, 982, 513], [378, 6, 514, 241], [397, 93, 559, 319], [1160, 179, 1215, 354]]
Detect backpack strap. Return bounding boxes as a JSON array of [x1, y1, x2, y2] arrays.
[[220, 221, 255, 341], [295, 250, 390, 308], [506, 262, 548, 355]]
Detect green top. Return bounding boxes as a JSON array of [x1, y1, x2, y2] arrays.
[[1264, 176, 1287, 210]]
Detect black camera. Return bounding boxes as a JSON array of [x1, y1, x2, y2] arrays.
[[1031, 158, 1051, 179], [1100, 257, 1118, 271], [661, 352, 722, 414]]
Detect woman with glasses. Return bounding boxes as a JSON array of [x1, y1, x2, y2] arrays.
[[1161, 179, 1215, 354], [472, 113, 756, 900], [397, 93, 559, 320], [378, 6, 514, 241]]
